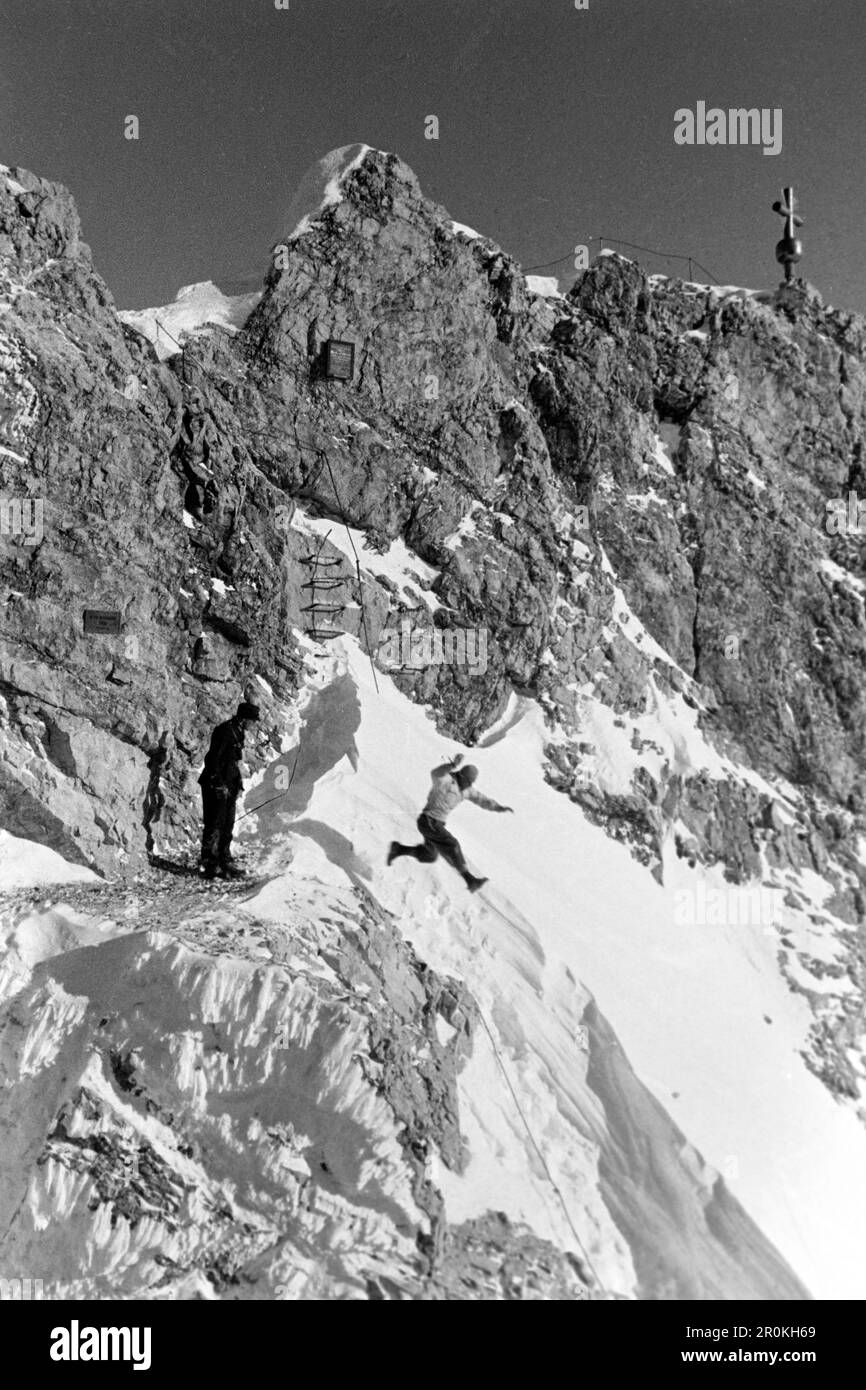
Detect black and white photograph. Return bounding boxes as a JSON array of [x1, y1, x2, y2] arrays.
[[0, 0, 863, 1349]]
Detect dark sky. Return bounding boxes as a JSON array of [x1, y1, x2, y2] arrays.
[[2, 0, 864, 312]]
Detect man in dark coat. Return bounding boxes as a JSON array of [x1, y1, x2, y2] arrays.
[[198, 701, 260, 878]]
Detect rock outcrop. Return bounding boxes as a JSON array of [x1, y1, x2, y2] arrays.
[[4, 151, 866, 879]]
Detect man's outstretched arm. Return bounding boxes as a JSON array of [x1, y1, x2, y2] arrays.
[[467, 789, 513, 813]]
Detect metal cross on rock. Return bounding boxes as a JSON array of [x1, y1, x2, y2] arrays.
[[772, 187, 804, 283]]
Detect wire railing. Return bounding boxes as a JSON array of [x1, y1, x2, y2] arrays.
[[524, 234, 723, 286]]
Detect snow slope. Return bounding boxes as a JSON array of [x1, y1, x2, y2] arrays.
[[0, 829, 98, 890], [237, 641, 865, 1298]]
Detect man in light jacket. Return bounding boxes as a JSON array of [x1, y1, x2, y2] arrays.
[[387, 753, 512, 892]]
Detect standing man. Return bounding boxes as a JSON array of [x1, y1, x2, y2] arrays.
[[198, 701, 260, 879], [387, 753, 512, 892]]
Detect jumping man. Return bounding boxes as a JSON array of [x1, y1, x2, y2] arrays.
[[387, 753, 512, 892]]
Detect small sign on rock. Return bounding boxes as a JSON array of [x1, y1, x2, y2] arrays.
[[324, 340, 355, 381], [83, 609, 122, 636]]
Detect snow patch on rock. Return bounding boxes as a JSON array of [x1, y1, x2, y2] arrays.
[[118, 281, 262, 361], [284, 144, 380, 241], [525, 275, 563, 299]]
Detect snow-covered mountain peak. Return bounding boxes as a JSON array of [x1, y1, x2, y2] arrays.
[[283, 143, 386, 240], [118, 279, 262, 360]]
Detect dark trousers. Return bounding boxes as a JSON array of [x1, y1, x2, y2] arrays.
[[392, 813, 470, 879], [200, 784, 238, 868]]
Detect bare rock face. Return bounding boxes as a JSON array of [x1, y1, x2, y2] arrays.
[[238, 151, 866, 821], [0, 168, 307, 873], [238, 151, 566, 734], [5, 150, 866, 880]]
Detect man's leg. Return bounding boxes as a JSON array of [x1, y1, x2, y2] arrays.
[[420, 816, 486, 890], [201, 785, 225, 875], [389, 816, 485, 889], [429, 828, 469, 877], [388, 814, 441, 867], [388, 841, 439, 864], [418, 816, 471, 878], [218, 791, 239, 871], [387, 841, 413, 863]]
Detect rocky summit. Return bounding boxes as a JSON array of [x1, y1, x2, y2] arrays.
[[0, 146, 864, 1299]]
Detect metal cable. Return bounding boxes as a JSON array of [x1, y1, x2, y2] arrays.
[[474, 1003, 608, 1298], [524, 234, 722, 285]]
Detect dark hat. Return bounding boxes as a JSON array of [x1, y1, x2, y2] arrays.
[[456, 764, 478, 790], [235, 701, 260, 722]]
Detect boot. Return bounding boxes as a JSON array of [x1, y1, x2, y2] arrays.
[[387, 842, 403, 866], [465, 874, 488, 894], [218, 863, 246, 880], [201, 863, 218, 881]]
